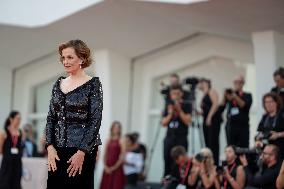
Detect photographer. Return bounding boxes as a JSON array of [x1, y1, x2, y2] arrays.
[[198, 78, 222, 164], [257, 92, 284, 159], [219, 145, 245, 189], [188, 148, 220, 189], [240, 144, 281, 189], [163, 146, 193, 189], [220, 75, 252, 148], [161, 85, 192, 176], [271, 67, 284, 103]]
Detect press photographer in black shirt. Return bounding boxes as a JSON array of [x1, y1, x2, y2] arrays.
[[161, 85, 192, 176], [271, 67, 284, 104], [240, 144, 281, 189], [163, 146, 193, 189], [257, 92, 284, 160], [219, 145, 245, 189], [220, 75, 252, 148]]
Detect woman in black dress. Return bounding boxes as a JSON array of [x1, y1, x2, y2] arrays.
[[46, 39, 103, 189], [198, 78, 222, 164], [0, 111, 23, 189]]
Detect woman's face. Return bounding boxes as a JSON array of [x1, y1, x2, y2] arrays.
[[198, 81, 208, 92], [112, 124, 121, 136], [61, 47, 82, 74], [10, 114, 21, 128], [225, 147, 236, 163], [124, 136, 132, 149], [264, 96, 277, 114]]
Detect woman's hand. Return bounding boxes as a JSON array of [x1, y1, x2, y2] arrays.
[[206, 116, 212, 126], [67, 150, 85, 177], [239, 155, 248, 167], [269, 131, 280, 141], [47, 145, 60, 172]]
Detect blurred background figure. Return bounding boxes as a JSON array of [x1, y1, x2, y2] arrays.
[[132, 132, 147, 181], [220, 75, 252, 148], [240, 144, 281, 189], [271, 67, 284, 104], [22, 123, 38, 157], [219, 145, 245, 189], [276, 160, 284, 189], [256, 93, 284, 160], [198, 78, 222, 164], [123, 133, 144, 189], [188, 148, 220, 189], [100, 121, 125, 189], [0, 111, 23, 189], [161, 85, 192, 176]]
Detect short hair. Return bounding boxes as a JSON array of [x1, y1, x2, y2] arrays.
[[273, 67, 284, 79], [171, 146, 186, 160], [58, 39, 92, 69], [125, 133, 137, 144], [262, 92, 283, 112]]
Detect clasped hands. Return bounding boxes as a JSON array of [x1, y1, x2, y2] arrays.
[[47, 145, 85, 177]]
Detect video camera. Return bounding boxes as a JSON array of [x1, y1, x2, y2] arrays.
[[195, 152, 207, 163], [255, 131, 271, 144]]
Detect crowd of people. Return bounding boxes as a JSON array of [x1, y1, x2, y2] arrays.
[[160, 67, 284, 189]]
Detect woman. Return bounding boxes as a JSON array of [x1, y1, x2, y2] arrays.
[[199, 78, 222, 164], [100, 121, 125, 189], [46, 39, 103, 189], [123, 133, 143, 189], [188, 148, 220, 189], [0, 111, 23, 189], [257, 92, 284, 159], [221, 145, 245, 189]]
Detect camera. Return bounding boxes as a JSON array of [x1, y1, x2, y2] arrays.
[[255, 131, 271, 143], [216, 160, 227, 175], [235, 147, 261, 156], [195, 152, 207, 163]]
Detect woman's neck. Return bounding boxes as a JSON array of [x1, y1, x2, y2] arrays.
[[227, 159, 236, 166], [69, 69, 87, 80], [8, 125, 19, 134], [269, 111, 277, 117]]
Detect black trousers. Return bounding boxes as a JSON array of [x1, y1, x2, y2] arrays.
[[203, 118, 221, 164], [47, 147, 97, 189], [226, 124, 249, 148], [163, 135, 188, 176]]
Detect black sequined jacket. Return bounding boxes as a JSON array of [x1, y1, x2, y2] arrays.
[[45, 76, 103, 154]]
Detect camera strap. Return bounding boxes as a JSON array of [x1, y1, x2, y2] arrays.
[[224, 163, 236, 189], [179, 158, 191, 184]]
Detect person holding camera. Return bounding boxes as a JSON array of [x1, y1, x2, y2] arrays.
[[188, 148, 220, 189], [219, 145, 245, 189], [198, 78, 222, 164], [220, 75, 252, 148], [161, 85, 192, 177], [257, 92, 284, 160], [240, 144, 281, 189], [163, 146, 193, 189], [271, 67, 284, 104]]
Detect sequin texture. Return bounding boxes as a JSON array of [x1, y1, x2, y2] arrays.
[[45, 76, 103, 154]]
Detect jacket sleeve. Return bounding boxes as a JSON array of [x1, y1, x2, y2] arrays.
[[45, 84, 57, 148], [79, 78, 103, 154]]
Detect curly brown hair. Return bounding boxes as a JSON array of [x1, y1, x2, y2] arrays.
[[58, 39, 92, 69]]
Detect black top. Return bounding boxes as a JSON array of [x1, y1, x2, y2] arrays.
[[271, 86, 284, 104], [201, 93, 222, 125], [163, 101, 192, 137], [220, 91, 252, 128], [244, 162, 281, 189], [170, 159, 193, 189], [1, 129, 23, 158], [222, 163, 239, 189], [45, 76, 103, 154], [258, 110, 284, 159]]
